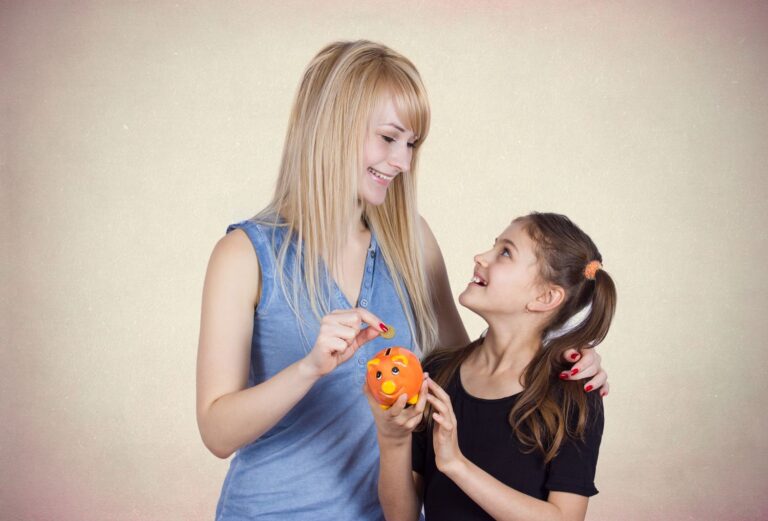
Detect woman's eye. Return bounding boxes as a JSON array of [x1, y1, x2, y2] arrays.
[[501, 248, 511, 258], [407, 142, 416, 149], [381, 135, 395, 144]]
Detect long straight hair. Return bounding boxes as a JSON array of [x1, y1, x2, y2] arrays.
[[424, 212, 617, 463], [255, 41, 438, 353]]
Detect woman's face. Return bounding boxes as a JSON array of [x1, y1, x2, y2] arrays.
[[359, 97, 416, 206], [458, 221, 543, 319]]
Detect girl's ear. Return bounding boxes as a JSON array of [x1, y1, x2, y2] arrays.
[[527, 284, 565, 313]]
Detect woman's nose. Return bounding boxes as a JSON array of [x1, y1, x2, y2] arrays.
[[388, 143, 411, 173]]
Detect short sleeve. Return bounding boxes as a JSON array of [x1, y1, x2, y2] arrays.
[[545, 394, 605, 497]]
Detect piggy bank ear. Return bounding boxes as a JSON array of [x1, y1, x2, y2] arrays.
[[391, 355, 408, 367], [366, 358, 381, 370]]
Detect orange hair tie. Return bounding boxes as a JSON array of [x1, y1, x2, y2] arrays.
[[584, 260, 602, 280]]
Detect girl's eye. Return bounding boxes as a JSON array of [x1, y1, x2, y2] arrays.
[[407, 142, 416, 149], [501, 248, 511, 258], [381, 135, 395, 144]]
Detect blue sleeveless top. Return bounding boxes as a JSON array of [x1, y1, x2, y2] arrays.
[[215, 217, 419, 521]]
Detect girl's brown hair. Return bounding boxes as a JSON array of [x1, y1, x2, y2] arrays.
[[424, 212, 617, 463]]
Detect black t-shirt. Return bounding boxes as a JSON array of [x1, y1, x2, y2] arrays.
[[412, 359, 604, 521]]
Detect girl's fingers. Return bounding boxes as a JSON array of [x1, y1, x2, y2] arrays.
[[426, 394, 449, 416], [432, 412, 453, 431], [404, 413, 424, 431], [582, 369, 608, 393], [426, 378, 451, 403], [413, 376, 429, 413], [599, 381, 610, 397], [387, 393, 409, 416]]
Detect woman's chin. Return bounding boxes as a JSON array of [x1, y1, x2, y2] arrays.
[[360, 190, 387, 207]]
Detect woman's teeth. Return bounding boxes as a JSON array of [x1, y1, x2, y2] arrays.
[[368, 167, 394, 181]]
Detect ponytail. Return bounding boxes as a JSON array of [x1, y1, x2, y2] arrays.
[[510, 213, 617, 463]]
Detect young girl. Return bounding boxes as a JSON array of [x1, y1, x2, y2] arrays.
[[196, 40, 606, 520], [368, 212, 616, 521]]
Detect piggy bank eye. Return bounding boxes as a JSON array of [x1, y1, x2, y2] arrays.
[[376, 371, 382, 380], [391, 367, 400, 375]]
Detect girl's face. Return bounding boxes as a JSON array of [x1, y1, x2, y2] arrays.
[[359, 97, 416, 206], [458, 221, 544, 319]]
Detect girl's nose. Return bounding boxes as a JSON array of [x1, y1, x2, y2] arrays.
[[474, 253, 489, 267]]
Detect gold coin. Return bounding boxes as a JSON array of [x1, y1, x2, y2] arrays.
[[381, 325, 395, 339]]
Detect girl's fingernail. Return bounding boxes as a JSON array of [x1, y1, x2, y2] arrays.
[[379, 323, 388, 332], [585, 385, 594, 392], [570, 353, 580, 360], [571, 368, 580, 376], [559, 372, 569, 380]]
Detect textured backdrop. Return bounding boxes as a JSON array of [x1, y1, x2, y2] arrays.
[[2, 1, 767, 520]]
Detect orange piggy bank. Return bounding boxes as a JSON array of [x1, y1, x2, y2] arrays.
[[366, 347, 423, 409]]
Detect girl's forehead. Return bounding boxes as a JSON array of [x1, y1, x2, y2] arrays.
[[500, 222, 537, 252]]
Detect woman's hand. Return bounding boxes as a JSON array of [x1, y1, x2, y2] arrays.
[[300, 308, 385, 378], [561, 347, 610, 397], [364, 375, 428, 444], [426, 378, 467, 475]]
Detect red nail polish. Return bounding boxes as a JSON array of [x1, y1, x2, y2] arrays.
[[379, 323, 388, 332], [570, 368, 579, 376], [585, 385, 593, 392], [559, 372, 569, 380], [570, 353, 579, 360]]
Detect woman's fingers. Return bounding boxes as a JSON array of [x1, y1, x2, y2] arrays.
[[582, 368, 608, 393], [563, 348, 581, 363], [599, 381, 610, 397], [559, 348, 601, 381], [331, 307, 387, 333]]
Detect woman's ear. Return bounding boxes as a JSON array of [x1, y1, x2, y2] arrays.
[[527, 284, 565, 313]]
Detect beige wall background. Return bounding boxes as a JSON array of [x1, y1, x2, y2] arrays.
[[2, 1, 767, 520]]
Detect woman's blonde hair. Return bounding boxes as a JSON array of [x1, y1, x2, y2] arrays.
[[256, 40, 438, 353]]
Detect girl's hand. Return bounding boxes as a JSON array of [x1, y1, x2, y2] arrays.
[[300, 308, 385, 378], [561, 347, 610, 397], [364, 375, 429, 444], [426, 378, 467, 475]]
